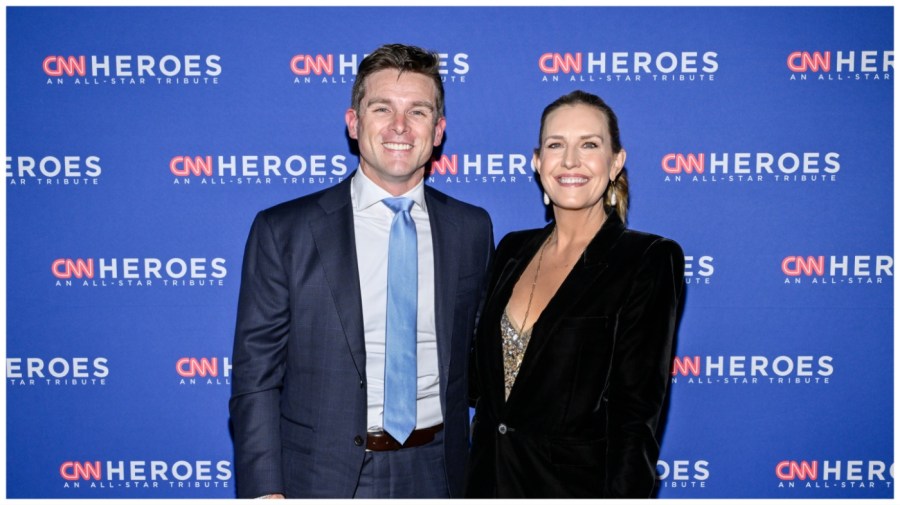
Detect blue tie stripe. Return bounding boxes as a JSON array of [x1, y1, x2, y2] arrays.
[[382, 197, 417, 444]]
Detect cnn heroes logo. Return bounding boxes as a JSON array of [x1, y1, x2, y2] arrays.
[[782, 255, 893, 286], [52, 257, 227, 288], [291, 52, 469, 84], [428, 153, 535, 185], [671, 355, 833, 385], [7, 357, 109, 386], [60, 460, 232, 491], [776, 460, 893, 490], [43, 54, 221, 86], [787, 50, 893, 82], [539, 51, 718, 83], [661, 151, 840, 184], [176, 357, 230, 386], [6, 155, 101, 186], [170, 154, 349, 186]]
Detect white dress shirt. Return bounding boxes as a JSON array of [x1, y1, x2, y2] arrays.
[[351, 169, 442, 433]]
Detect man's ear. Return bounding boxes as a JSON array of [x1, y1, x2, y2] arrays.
[[345, 108, 359, 140], [432, 116, 447, 146]]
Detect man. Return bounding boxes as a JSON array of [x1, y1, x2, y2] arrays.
[[229, 43, 494, 499]]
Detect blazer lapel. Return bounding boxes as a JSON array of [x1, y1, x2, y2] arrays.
[[505, 215, 625, 408], [308, 178, 366, 378], [425, 188, 459, 396], [485, 225, 554, 412], [535, 214, 625, 336], [490, 227, 553, 310]]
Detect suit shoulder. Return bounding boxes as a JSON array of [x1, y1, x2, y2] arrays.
[[255, 184, 341, 225], [425, 186, 492, 224], [426, 186, 486, 212], [262, 188, 325, 215]]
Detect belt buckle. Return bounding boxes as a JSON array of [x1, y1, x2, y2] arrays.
[[365, 430, 398, 452]]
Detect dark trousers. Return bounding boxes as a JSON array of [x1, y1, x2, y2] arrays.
[[353, 429, 449, 498]]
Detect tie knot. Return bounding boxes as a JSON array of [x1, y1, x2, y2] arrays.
[[383, 197, 415, 214]]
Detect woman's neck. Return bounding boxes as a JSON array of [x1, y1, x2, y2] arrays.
[[550, 206, 609, 251]]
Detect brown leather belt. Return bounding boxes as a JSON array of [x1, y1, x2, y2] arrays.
[[366, 423, 443, 451]]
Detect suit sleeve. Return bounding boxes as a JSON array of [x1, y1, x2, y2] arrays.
[[229, 211, 291, 498], [604, 238, 684, 498]]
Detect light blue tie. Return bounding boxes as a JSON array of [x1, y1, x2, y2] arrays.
[[382, 197, 417, 444]]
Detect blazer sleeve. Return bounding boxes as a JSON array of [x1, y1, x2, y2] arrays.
[[229, 211, 291, 498], [604, 238, 684, 498]]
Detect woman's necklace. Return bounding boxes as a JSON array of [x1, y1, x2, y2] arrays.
[[519, 228, 554, 332]]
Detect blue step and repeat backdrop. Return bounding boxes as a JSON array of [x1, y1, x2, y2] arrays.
[[5, 6, 894, 499]]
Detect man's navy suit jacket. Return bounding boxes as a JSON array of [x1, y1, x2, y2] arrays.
[[229, 174, 494, 498]]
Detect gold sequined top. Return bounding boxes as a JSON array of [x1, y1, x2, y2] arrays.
[[500, 308, 533, 401]]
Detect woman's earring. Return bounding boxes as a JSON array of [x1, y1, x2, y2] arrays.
[[543, 192, 550, 206], [609, 180, 617, 206]]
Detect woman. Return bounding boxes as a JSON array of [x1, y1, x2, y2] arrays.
[[467, 90, 684, 498]]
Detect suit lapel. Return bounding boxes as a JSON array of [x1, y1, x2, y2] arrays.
[[425, 188, 459, 396], [308, 178, 366, 378]]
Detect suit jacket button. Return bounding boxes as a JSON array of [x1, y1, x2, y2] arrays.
[[354, 436, 364, 446], [497, 423, 508, 435]]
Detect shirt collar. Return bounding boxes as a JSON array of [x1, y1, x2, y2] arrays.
[[351, 167, 427, 213]]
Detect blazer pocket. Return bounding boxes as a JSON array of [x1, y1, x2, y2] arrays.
[[552, 317, 616, 402]]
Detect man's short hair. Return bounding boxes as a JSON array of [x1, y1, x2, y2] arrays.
[[351, 43, 445, 121]]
